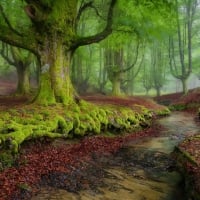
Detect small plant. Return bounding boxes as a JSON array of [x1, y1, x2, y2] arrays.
[[17, 183, 32, 192], [156, 108, 171, 116], [0, 151, 15, 170], [169, 104, 186, 111]]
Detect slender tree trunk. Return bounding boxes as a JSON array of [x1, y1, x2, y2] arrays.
[[112, 74, 121, 96], [181, 78, 188, 95], [99, 47, 103, 92], [126, 69, 135, 96], [76, 51, 83, 91], [16, 65, 30, 94], [156, 87, 161, 97], [110, 48, 124, 96]]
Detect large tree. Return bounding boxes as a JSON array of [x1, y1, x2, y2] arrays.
[[0, 0, 117, 105]]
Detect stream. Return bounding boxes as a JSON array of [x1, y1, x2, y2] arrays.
[[31, 112, 199, 200]]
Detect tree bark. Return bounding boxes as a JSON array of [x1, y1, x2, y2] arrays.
[[181, 78, 188, 95], [156, 87, 161, 97], [35, 38, 74, 105], [112, 75, 121, 96], [16, 65, 30, 94]]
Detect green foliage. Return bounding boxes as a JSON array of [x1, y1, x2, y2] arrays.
[[17, 183, 32, 192], [0, 151, 15, 170], [115, 0, 175, 41], [169, 104, 186, 111], [156, 108, 171, 116], [0, 0, 30, 31]]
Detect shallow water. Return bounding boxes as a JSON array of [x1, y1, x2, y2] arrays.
[[32, 112, 199, 200]]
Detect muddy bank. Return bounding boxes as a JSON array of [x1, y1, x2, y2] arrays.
[[173, 134, 200, 200]]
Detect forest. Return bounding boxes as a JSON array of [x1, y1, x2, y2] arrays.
[[0, 0, 200, 200]]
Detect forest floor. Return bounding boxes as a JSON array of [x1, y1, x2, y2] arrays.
[[0, 82, 199, 199]]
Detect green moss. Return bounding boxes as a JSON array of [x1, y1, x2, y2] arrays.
[[0, 151, 15, 170], [34, 72, 56, 106], [156, 108, 171, 116], [17, 183, 32, 192], [169, 104, 186, 111], [0, 100, 154, 153], [57, 116, 73, 136]]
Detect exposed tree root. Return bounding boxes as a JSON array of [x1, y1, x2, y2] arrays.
[[0, 100, 165, 153]]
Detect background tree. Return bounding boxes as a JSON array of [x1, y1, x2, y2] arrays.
[[151, 41, 167, 96], [98, 45, 108, 94], [169, 0, 199, 94], [141, 58, 153, 95], [122, 40, 145, 95], [0, 43, 34, 95]]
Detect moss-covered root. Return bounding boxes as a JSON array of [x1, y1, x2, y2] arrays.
[[0, 116, 72, 153], [0, 101, 153, 153]]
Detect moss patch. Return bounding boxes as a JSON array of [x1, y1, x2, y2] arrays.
[[0, 100, 154, 153]]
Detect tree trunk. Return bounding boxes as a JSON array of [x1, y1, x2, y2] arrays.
[[35, 39, 74, 105], [156, 87, 161, 97], [16, 65, 30, 94], [181, 78, 188, 95], [112, 74, 121, 96]]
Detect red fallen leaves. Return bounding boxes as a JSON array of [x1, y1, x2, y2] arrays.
[[82, 95, 166, 112], [0, 125, 159, 200], [179, 136, 200, 165], [155, 88, 200, 112]]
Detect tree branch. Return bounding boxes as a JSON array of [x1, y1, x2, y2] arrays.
[[121, 40, 141, 73], [71, 0, 117, 51], [76, 1, 93, 24], [0, 4, 23, 37], [0, 43, 15, 66], [0, 25, 37, 55], [76, 1, 105, 30]]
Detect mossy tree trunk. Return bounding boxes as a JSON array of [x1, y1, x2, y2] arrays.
[[106, 48, 124, 96], [35, 39, 74, 105], [0, 43, 32, 95], [10, 47, 33, 95], [16, 64, 30, 94], [112, 73, 121, 96]]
